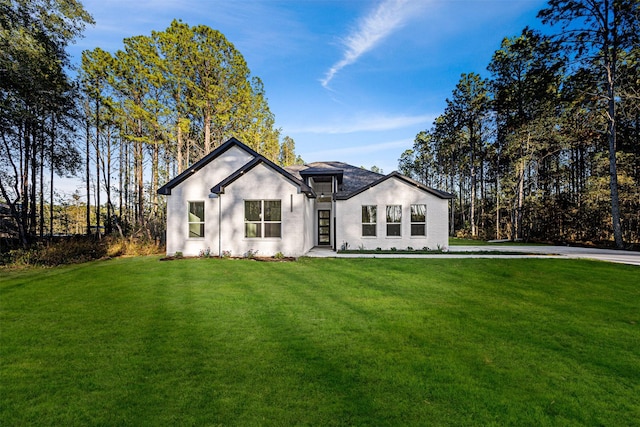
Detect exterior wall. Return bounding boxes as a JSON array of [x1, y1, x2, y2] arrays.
[[217, 163, 313, 257], [164, 146, 254, 256], [335, 178, 449, 251]]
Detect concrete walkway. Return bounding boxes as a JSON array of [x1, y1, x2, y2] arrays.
[[305, 245, 640, 266]]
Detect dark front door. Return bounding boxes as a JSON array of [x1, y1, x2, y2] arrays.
[[318, 210, 330, 245]]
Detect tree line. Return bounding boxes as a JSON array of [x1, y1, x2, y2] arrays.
[[399, 0, 639, 248], [1, 1, 302, 247]]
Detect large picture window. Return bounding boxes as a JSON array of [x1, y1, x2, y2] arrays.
[[188, 201, 205, 238], [411, 204, 426, 236], [386, 205, 402, 236], [362, 205, 377, 237], [244, 200, 281, 238]]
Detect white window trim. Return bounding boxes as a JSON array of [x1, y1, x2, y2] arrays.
[[362, 205, 377, 237], [386, 205, 402, 238], [244, 199, 282, 239], [187, 200, 205, 239], [410, 204, 427, 237]]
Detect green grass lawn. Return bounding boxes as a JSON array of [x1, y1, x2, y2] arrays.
[[1, 257, 639, 425]]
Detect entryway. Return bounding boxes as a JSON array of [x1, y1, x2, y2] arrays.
[[318, 210, 330, 245]]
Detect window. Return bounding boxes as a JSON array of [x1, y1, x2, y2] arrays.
[[386, 205, 402, 236], [411, 204, 426, 236], [362, 205, 377, 236], [244, 200, 281, 238], [188, 201, 205, 238]]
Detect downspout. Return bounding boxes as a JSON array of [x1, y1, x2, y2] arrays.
[[218, 194, 222, 257]]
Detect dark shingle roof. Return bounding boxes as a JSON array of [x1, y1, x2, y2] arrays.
[[285, 162, 384, 198], [285, 162, 453, 200]]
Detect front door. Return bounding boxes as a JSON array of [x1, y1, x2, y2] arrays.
[[318, 210, 330, 245]]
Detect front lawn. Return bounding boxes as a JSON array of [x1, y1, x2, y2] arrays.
[[1, 257, 639, 425]]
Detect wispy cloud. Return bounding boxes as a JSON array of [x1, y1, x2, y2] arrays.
[[320, 0, 419, 88], [289, 113, 434, 134], [305, 138, 413, 159]]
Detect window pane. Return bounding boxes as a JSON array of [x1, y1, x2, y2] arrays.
[[245, 201, 261, 221], [189, 223, 204, 238], [264, 200, 281, 221], [264, 222, 281, 238], [387, 224, 401, 236], [362, 224, 376, 236], [411, 224, 425, 236], [362, 205, 376, 223], [245, 222, 261, 238], [386, 205, 401, 223], [411, 204, 426, 222], [189, 201, 204, 222]]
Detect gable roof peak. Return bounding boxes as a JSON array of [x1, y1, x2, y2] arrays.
[[157, 137, 259, 195]]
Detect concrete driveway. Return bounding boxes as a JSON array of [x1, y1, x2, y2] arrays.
[[449, 245, 640, 266], [307, 245, 640, 266]]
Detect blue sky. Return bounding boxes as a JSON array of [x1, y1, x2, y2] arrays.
[[68, 0, 548, 175]]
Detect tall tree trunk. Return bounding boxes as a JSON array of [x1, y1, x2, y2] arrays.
[[604, 28, 623, 248], [152, 141, 159, 219], [30, 124, 37, 238], [495, 168, 500, 240], [39, 130, 44, 239], [516, 157, 525, 241], [49, 117, 55, 236], [85, 104, 91, 235], [469, 131, 477, 237], [177, 114, 183, 174], [136, 119, 144, 226], [119, 135, 123, 226], [204, 106, 212, 154], [95, 98, 101, 238]]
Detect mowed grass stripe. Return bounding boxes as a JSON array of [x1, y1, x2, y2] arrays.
[[1, 257, 639, 425]]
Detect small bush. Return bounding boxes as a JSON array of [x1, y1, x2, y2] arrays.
[[1, 237, 107, 267], [243, 249, 258, 259], [273, 251, 285, 259], [105, 235, 163, 257], [221, 250, 232, 258], [0, 234, 164, 268]]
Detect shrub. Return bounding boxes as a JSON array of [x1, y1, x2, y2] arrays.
[[273, 251, 285, 259], [221, 250, 232, 258], [243, 249, 258, 259], [1, 237, 107, 267], [105, 235, 163, 257]]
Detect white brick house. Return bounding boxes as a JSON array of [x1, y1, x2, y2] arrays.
[[158, 137, 453, 257]]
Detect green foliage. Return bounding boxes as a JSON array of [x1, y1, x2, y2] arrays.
[[243, 249, 258, 259], [1, 257, 638, 424], [0, 0, 93, 245], [402, 9, 640, 246]]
